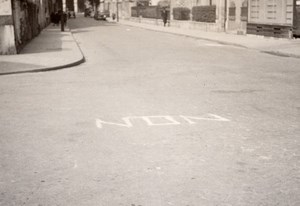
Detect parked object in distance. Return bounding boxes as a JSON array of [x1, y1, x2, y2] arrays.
[[94, 11, 110, 21], [84, 8, 93, 17], [68, 11, 76, 18]]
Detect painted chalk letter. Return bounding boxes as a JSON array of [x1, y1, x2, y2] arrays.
[[96, 117, 133, 128], [141, 116, 181, 126], [180, 114, 230, 124]]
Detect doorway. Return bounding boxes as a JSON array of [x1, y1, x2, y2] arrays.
[[294, 0, 300, 37]]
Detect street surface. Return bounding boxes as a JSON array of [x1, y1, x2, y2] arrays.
[[1, 15, 300, 206]]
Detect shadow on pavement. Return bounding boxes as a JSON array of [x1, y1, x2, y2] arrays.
[[20, 27, 69, 54], [68, 16, 118, 30], [0, 61, 42, 75]]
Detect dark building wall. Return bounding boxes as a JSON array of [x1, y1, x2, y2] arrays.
[[11, 0, 55, 53], [66, 0, 74, 11], [294, 0, 300, 36], [77, 0, 85, 12]]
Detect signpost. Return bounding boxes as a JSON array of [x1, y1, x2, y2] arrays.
[[61, 0, 66, 31]]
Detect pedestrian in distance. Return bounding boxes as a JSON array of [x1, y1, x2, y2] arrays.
[[54, 11, 60, 26], [161, 8, 168, 27], [63, 12, 68, 25], [50, 12, 55, 25]]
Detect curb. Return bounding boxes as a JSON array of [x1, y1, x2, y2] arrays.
[[119, 21, 300, 59], [0, 27, 86, 76], [118, 21, 247, 49], [0, 57, 85, 76], [131, 24, 247, 48], [261, 50, 300, 58]]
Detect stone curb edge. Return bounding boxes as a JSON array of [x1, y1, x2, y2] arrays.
[[260, 50, 300, 58], [0, 28, 86, 76], [0, 57, 85, 76], [119, 21, 300, 59]]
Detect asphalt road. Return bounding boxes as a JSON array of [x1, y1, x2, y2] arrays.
[[1, 16, 300, 206]]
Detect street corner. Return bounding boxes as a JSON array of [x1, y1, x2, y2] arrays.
[[0, 28, 85, 75]]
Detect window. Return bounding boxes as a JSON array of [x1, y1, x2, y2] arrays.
[[241, 0, 248, 21], [266, 0, 276, 20], [228, 1, 236, 21]]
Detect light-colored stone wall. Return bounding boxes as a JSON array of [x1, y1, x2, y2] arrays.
[[170, 0, 225, 31], [0, 0, 17, 54], [226, 0, 248, 34], [248, 0, 294, 26], [151, 0, 160, 5], [105, 0, 135, 19], [1, 0, 55, 54], [127, 0, 226, 32], [0, 25, 17, 55]]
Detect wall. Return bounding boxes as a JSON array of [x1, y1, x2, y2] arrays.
[[169, 0, 225, 31], [247, 0, 294, 38], [77, 0, 84, 12], [0, 0, 17, 54], [120, 0, 133, 19], [105, 0, 135, 19], [172, 19, 224, 31], [294, 0, 300, 36], [226, 0, 248, 34], [10, 0, 53, 54], [12, 0, 39, 52], [248, 0, 294, 26], [151, 0, 160, 5], [104, 0, 117, 18], [127, 0, 226, 32], [0, 0, 55, 55]]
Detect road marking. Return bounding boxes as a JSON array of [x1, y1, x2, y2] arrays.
[[73, 160, 78, 169], [141, 116, 181, 126], [180, 114, 230, 123], [96, 114, 230, 129], [96, 117, 133, 128]]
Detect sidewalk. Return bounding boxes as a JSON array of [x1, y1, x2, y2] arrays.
[[1, 20, 298, 76], [0, 25, 85, 75], [118, 19, 300, 58]]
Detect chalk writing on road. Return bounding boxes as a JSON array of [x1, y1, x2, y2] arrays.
[[96, 114, 230, 129]]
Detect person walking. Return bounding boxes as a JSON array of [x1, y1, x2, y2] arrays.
[[54, 11, 60, 26], [63, 11, 68, 25], [161, 8, 168, 27], [50, 12, 56, 25]]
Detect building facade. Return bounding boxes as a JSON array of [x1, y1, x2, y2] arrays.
[[103, 0, 137, 20], [247, 0, 296, 38], [125, 0, 299, 38], [226, 0, 248, 34], [0, 0, 56, 55], [169, 0, 226, 32], [0, 0, 16, 54]]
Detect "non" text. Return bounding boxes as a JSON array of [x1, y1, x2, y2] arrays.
[[96, 114, 230, 129]]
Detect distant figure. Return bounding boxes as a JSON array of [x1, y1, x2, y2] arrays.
[[161, 8, 168, 27], [56, 10, 66, 26], [54, 12, 60, 26], [63, 12, 68, 25], [50, 12, 56, 25]]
